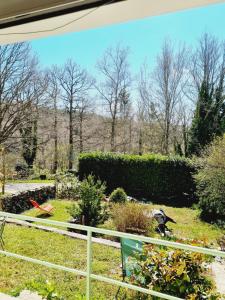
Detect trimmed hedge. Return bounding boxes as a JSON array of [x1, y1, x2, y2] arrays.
[[78, 152, 196, 206], [0, 186, 56, 214]]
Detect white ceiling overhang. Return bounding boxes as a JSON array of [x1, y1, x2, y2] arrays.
[[0, 0, 224, 45]]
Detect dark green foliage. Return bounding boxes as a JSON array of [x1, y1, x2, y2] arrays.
[[20, 119, 38, 169], [128, 244, 220, 299], [78, 152, 196, 206], [110, 187, 127, 203], [174, 141, 183, 156], [195, 135, 225, 225], [15, 163, 29, 178], [68, 175, 108, 226], [0, 186, 55, 214], [188, 80, 225, 156]]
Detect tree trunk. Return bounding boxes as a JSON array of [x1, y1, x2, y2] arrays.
[[79, 114, 83, 153], [53, 97, 58, 173], [138, 128, 143, 155], [69, 99, 73, 170], [110, 116, 116, 152]]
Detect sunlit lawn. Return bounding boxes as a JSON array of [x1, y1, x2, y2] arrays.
[[24, 199, 224, 244], [0, 224, 122, 299], [7, 179, 54, 184], [0, 199, 223, 299]]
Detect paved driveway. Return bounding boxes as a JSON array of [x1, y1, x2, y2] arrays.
[[5, 183, 54, 194]]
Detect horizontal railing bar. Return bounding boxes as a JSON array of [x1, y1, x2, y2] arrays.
[[1, 211, 224, 257], [0, 248, 183, 300], [0, 249, 87, 277]]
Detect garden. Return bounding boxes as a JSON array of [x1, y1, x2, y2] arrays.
[[0, 135, 225, 299]]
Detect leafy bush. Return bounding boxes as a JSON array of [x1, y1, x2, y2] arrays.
[[56, 173, 80, 200], [78, 152, 196, 206], [11, 278, 64, 300], [68, 175, 108, 226], [128, 245, 220, 300], [111, 202, 153, 235], [195, 135, 225, 225], [110, 187, 127, 203]]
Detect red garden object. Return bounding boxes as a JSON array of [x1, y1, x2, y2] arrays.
[[30, 199, 54, 215]]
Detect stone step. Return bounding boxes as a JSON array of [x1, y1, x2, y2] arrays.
[[0, 290, 43, 300], [18, 290, 42, 300], [0, 292, 16, 300]]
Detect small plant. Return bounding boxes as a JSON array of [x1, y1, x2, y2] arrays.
[[56, 173, 80, 200], [217, 235, 225, 251], [110, 187, 127, 203], [128, 245, 220, 300], [68, 175, 108, 226], [111, 202, 153, 235], [11, 278, 65, 300]]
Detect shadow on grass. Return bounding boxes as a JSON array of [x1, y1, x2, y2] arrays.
[[36, 213, 52, 219]]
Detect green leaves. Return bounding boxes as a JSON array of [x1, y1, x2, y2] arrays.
[[68, 175, 108, 227], [195, 135, 225, 225], [128, 245, 220, 299], [78, 152, 196, 206]]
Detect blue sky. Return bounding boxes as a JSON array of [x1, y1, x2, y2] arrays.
[[31, 2, 225, 76]]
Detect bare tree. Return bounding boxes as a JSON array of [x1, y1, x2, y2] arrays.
[[0, 43, 35, 147], [97, 45, 131, 152], [58, 59, 93, 169], [74, 95, 94, 153], [47, 66, 61, 173], [20, 68, 48, 169], [137, 62, 162, 154], [190, 33, 225, 97], [151, 40, 188, 154]]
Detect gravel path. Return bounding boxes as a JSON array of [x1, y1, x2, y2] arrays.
[[211, 261, 225, 294], [5, 183, 54, 194], [0, 291, 42, 300]]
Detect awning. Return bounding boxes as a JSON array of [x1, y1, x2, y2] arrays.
[[0, 0, 224, 44]]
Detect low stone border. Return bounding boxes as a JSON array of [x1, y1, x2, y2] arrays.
[[6, 218, 120, 249], [1, 186, 56, 214]]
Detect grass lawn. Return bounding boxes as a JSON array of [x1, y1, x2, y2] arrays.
[[0, 199, 223, 299], [1, 224, 122, 299], [24, 200, 224, 244], [7, 179, 55, 184]]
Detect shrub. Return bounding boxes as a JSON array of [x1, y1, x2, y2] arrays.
[[78, 152, 196, 206], [15, 163, 29, 178], [128, 245, 220, 300], [110, 187, 127, 203], [195, 135, 225, 225], [111, 202, 153, 235], [56, 173, 80, 200], [68, 175, 108, 226], [11, 278, 64, 300]]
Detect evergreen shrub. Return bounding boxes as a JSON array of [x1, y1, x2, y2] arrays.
[[78, 152, 196, 206]]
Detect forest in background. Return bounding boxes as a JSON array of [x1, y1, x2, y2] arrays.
[[0, 32, 225, 174]]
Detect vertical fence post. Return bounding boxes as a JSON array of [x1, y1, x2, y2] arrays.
[[86, 229, 92, 300]]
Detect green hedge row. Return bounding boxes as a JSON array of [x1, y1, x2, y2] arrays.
[[78, 152, 196, 206], [0, 186, 56, 214]]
